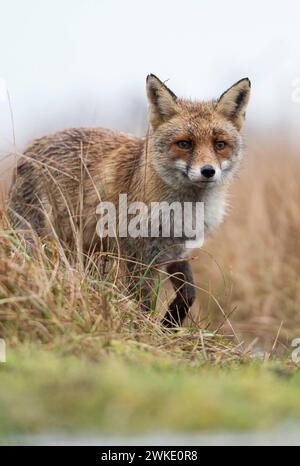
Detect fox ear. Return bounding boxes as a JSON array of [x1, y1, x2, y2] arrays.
[[146, 74, 178, 128], [217, 78, 251, 130]]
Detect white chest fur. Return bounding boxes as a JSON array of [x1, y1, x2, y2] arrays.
[[203, 190, 227, 235], [185, 189, 227, 251]]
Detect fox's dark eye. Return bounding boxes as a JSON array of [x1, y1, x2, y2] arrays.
[[214, 141, 226, 151], [176, 140, 192, 150]]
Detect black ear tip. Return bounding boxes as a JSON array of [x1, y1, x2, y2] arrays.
[[234, 77, 251, 88], [243, 77, 251, 87], [147, 73, 159, 82]]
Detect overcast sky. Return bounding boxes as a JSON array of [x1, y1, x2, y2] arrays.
[[0, 0, 300, 153]]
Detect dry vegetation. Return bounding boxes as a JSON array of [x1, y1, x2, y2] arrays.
[[0, 204, 245, 364]]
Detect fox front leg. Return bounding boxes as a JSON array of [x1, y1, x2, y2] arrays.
[[162, 260, 195, 327]]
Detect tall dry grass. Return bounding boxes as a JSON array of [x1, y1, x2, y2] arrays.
[[0, 217, 246, 363], [0, 155, 14, 209]]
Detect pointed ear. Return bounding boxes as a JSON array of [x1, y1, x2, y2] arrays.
[[146, 74, 179, 129], [217, 78, 251, 130]]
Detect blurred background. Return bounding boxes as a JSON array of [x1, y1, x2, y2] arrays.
[[0, 0, 300, 151], [1, 0, 300, 345]]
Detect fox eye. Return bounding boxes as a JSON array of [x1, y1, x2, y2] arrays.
[[214, 140, 226, 151], [176, 140, 192, 150]]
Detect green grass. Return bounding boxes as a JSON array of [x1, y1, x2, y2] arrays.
[[0, 344, 300, 438]]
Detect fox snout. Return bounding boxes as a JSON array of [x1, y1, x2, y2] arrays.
[[187, 163, 221, 184], [201, 165, 216, 179]]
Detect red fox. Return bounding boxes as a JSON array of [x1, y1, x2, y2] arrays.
[[9, 74, 251, 327]]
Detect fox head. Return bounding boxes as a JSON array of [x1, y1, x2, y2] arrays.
[[146, 74, 251, 189]]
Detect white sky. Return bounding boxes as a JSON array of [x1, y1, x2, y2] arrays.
[[0, 0, 300, 152]]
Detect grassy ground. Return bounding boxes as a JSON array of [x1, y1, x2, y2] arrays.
[[1, 347, 300, 438], [1, 139, 300, 439]]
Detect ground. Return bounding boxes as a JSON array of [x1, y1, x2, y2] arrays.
[[1, 345, 300, 439]]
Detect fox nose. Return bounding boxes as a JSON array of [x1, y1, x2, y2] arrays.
[[201, 165, 216, 179]]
